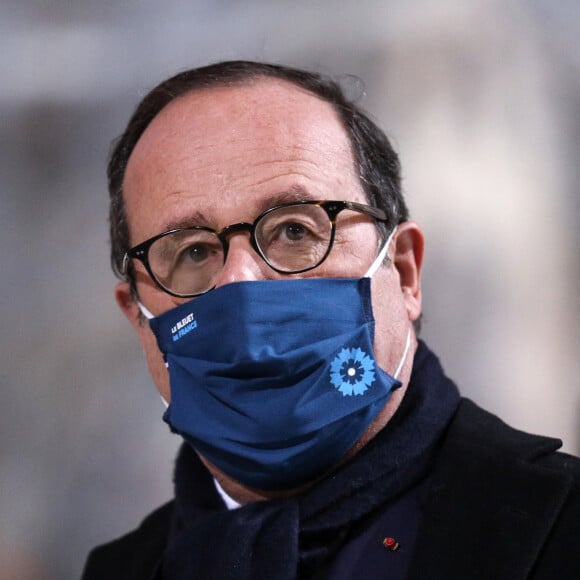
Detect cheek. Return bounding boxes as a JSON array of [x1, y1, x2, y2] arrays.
[[370, 267, 408, 372], [331, 222, 380, 274], [139, 324, 171, 402]]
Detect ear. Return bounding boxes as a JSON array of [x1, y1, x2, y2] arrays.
[[115, 281, 171, 400], [393, 221, 424, 322], [115, 281, 144, 333]]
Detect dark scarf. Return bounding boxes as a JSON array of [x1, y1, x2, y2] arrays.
[[161, 341, 460, 579]]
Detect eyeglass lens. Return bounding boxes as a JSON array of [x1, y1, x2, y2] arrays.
[[147, 203, 333, 296]]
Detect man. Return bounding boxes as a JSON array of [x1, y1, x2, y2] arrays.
[[82, 61, 580, 579]]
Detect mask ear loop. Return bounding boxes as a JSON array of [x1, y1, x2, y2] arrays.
[[363, 226, 412, 379], [137, 302, 171, 380], [393, 327, 412, 380], [138, 301, 155, 320], [364, 226, 398, 278]]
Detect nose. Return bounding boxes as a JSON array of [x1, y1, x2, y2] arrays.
[[214, 230, 270, 288]]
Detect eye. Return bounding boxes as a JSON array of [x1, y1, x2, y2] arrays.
[[281, 222, 307, 241], [255, 203, 332, 270], [260, 211, 321, 246], [184, 242, 210, 263], [266, 219, 320, 248], [170, 235, 223, 271]]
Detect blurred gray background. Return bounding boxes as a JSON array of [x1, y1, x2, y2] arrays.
[[1, 1, 579, 578]]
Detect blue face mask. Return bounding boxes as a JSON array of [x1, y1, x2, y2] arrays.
[[143, 230, 411, 491]]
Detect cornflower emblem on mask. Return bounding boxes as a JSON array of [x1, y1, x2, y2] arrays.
[[330, 347, 376, 396]]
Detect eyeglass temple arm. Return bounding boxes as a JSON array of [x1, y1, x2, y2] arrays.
[[344, 201, 388, 221]]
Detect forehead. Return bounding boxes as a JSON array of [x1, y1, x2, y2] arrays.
[[123, 78, 361, 241]]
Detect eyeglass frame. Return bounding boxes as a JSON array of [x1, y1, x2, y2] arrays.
[[123, 199, 390, 298]]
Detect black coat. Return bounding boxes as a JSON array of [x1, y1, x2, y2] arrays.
[[82, 399, 580, 579]]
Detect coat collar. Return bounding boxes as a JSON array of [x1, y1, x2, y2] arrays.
[[409, 399, 573, 580]]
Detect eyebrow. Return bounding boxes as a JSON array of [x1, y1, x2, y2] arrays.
[[164, 211, 209, 232], [162, 185, 317, 232], [255, 185, 316, 213]]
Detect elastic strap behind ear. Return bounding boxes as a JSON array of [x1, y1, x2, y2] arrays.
[[138, 301, 155, 320], [364, 226, 398, 278]]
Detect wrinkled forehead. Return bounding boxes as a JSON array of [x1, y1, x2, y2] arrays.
[[122, 78, 362, 241], [126, 78, 355, 174]]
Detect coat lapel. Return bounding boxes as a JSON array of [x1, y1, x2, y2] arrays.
[[409, 400, 573, 580]]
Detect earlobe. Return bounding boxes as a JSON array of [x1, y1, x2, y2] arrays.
[[393, 222, 424, 322]]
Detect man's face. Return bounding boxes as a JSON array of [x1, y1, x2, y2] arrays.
[[116, 78, 423, 497]]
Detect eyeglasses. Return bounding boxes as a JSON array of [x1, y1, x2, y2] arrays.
[[123, 200, 388, 297]]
